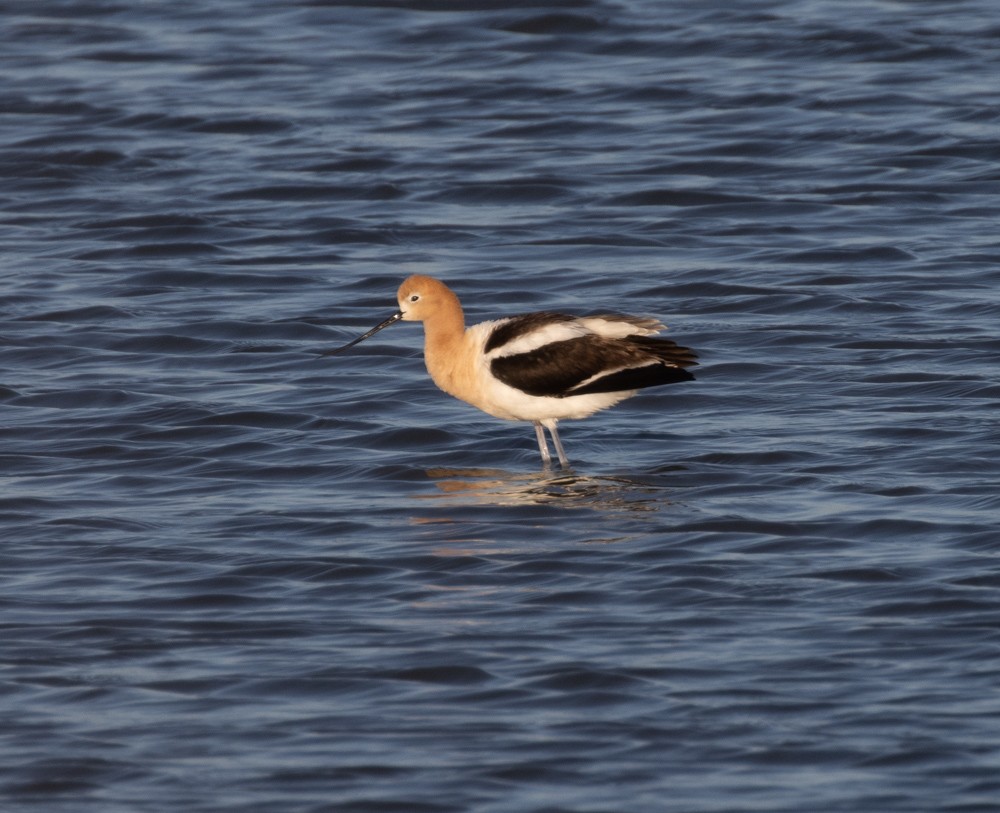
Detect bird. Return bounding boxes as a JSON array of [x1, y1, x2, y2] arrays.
[[323, 275, 697, 468]]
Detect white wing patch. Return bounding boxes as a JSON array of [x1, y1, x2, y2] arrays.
[[482, 319, 591, 359], [479, 314, 664, 360], [579, 315, 664, 338]]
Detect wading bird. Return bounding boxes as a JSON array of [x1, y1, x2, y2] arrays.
[[325, 275, 697, 468]]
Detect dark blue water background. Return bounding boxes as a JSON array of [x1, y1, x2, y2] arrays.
[[2, 1, 999, 811]]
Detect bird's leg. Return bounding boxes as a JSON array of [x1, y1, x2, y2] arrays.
[[546, 421, 570, 469], [533, 421, 552, 466]]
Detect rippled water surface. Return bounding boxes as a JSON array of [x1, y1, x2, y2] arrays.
[[3, 1, 1000, 811]]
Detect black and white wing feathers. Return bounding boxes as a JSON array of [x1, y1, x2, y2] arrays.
[[485, 313, 697, 399]]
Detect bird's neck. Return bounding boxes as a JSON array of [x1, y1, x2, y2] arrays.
[[422, 305, 466, 354], [422, 306, 472, 401]]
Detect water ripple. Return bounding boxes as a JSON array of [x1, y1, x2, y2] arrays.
[[3, 1, 1000, 811]]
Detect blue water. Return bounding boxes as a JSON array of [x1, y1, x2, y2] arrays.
[[3, 1, 1000, 811]]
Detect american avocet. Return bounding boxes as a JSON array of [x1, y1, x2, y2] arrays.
[[325, 275, 697, 468]]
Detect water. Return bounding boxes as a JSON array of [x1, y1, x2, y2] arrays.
[[2, 1, 999, 810]]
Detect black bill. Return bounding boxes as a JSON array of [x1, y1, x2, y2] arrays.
[[319, 311, 403, 356]]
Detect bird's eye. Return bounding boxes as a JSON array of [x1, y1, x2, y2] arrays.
[[409, 294, 420, 302]]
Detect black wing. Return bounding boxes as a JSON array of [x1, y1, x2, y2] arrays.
[[490, 336, 696, 398]]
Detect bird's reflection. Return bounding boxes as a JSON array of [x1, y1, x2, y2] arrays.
[[415, 467, 674, 512]]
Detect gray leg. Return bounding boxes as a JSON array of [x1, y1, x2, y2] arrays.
[[546, 421, 570, 469], [533, 421, 551, 465]]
